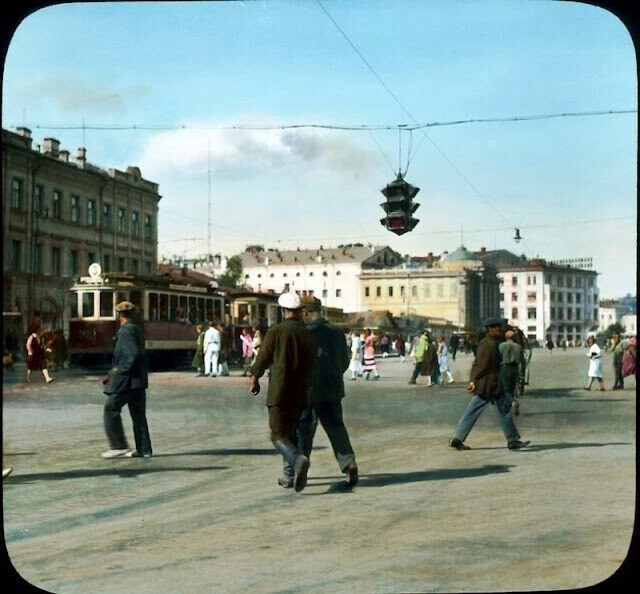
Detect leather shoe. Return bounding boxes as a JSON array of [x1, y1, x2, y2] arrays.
[[449, 437, 470, 451], [508, 440, 531, 450], [293, 455, 310, 493], [344, 463, 359, 487], [278, 477, 293, 489]]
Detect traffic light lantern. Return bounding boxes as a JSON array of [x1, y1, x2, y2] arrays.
[[380, 174, 420, 236]]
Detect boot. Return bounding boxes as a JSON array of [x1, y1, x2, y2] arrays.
[[273, 439, 309, 492]]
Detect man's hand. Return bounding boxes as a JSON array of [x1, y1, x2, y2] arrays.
[[249, 375, 260, 395], [101, 376, 109, 385], [467, 380, 475, 393]]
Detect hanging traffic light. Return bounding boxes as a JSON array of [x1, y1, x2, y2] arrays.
[[380, 173, 420, 236]]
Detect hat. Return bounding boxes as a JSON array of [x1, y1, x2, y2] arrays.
[[115, 301, 136, 312], [277, 292, 302, 310], [301, 295, 322, 312], [483, 316, 505, 328]]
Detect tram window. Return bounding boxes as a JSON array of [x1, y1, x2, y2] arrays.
[[82, 292, 95, 317], [100, 291, 114, 317], [170, 295, 178, 321], [149, 292, 159, 320], [188, 296, 197, 323], [69, 292, 78, 319], [130, 290, 143, 316], [238, 303, 250, 324], [159, 294, 169, 321], [214, 298, 222, 321], [197, 297, 206, 323], [178, 296, 188, 322]]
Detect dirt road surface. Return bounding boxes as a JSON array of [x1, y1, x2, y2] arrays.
[[2, 348, 637, 593]]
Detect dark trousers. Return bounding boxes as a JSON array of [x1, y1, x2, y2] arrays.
[[613, 356, 624, 388], [283, 400, 356, 479], [104, 388, 152, 455], [268, 404, 306, 468]]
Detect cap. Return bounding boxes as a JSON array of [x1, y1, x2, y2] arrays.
[[277, 292, 302, 310], [301, 295, 322, 312], [483, 316, 505, 328], [115, 301, 136, 312]]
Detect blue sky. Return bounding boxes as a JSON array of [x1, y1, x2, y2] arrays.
[[2, 0, 637, 299]]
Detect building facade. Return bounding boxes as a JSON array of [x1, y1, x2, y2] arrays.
[[498, 260, 599, 344], [2, 127, 160, 333], [359, 246, 501, 331]]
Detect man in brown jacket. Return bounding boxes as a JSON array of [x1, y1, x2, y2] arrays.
[[448, 317, 529, 451], [249, 292, 314, 492]]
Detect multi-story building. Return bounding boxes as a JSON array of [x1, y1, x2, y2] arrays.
[[2, 127, 160, 332], [359, 245, 500, 331], [496, 260, 599, 344], [233, 244, 402, 313]]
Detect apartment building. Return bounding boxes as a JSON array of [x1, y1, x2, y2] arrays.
[[2, 127, 160, 332]]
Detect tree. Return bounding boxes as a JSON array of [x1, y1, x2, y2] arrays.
[[217, 256, 243, 287], [604, 323, 626, 339]]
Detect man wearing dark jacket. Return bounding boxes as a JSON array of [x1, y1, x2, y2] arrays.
[[448, 317, 529, 451], [279, 296, 358, 489], [249, 292, 314, 492], [101, 301, 152, 459]]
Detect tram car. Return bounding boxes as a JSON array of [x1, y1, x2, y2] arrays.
[[68, 264, 224, 368]]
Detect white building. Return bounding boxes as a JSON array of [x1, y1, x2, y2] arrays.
[[233, 244, 402, 313], [498, 259, 599, 344]]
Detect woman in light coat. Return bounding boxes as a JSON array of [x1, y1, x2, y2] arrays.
[[584, 336, 605, 391]]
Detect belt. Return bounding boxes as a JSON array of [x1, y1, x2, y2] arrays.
[[501, 362, 518, 366]]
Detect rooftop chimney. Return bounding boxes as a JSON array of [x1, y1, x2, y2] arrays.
[[59, 149, 70, 163], [76, 147, 87, 166], [43, 137, 60, 157]]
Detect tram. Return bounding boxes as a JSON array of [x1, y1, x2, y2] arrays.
[[68, 264, 224, 368]]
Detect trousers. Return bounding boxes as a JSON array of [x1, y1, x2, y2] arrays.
[[104, 388, 152, 455], [452, 392, 520, 444]]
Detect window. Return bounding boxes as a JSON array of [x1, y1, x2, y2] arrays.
[[336, 271, 341, 276], [365, 287, 370, 297], [144, 214, 153, 238], [100, 291, 114, 317], [104, 254, 111, 272], [34, 184, 44, 214], [527, 307, 537, 320], [576, 308, 581, 320], [322, 271, 328, 277], [11, 178, 24, 210], [376, 286, 381, 297], [567, 293, 573, 303], [576, 294, 582, 304], [336, 289, 342, 297], [82, 292, 95, 317], [102, 203, 112, 230], [308, 272, 314, 277], [118, 257, 126, 272], [511, 307, 518, 319], [70, 195, 80, 223], [87, 199, 96, 226], [550, 307, 556, 318], [511, 292, 518, 301], [34, 244, 43, 274], [131, 211, 140, 236], [52, 247, 61, 276], [411, 286, 417, 297], [567, 307, 573, 320], [131, 259, 139, 274], [388, 286, 394, 297], [511, 276, 518, 286], [69, 250, 79, 276], [11, 240, 22, 270], [295, 272, 300, 277], [145, 261, 152, 276], [52, 190, 62, 219], [117, 207, 126, 233], [400, 286, 405, 297]]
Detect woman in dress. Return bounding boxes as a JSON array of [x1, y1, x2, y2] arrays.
[[25, 322, 54, 384], [584, 335, 605, 391], [437, 335, 454, 384], [361, 329, 380, 380]]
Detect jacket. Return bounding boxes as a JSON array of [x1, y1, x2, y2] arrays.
[[469, 333, 502, 397], [104, 320, 148, 394], [249, 317, 314, 407], [306, 317, 350, 404]]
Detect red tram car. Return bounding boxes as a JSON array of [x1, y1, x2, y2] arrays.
[[68, 265, 224, 368]]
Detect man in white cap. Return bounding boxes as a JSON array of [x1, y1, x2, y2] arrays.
[[101, 301, 152, 459], [249, 292, 314, 492], [448, 316, 529, 451]]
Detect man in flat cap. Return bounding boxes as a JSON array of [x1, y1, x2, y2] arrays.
[[278, 295, 358, 489], [101, 301, 152, 459], [448, 317, 529, 451], [249, 292, 314, 492]]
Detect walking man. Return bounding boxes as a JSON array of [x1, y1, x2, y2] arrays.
[[448, 317, 529, 451], [499, 329, 525, 416], [101, 301, 152, 459], [279, 296, 358, 489], [249, 292, 314, 493], [409, 329, 429, 384]]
